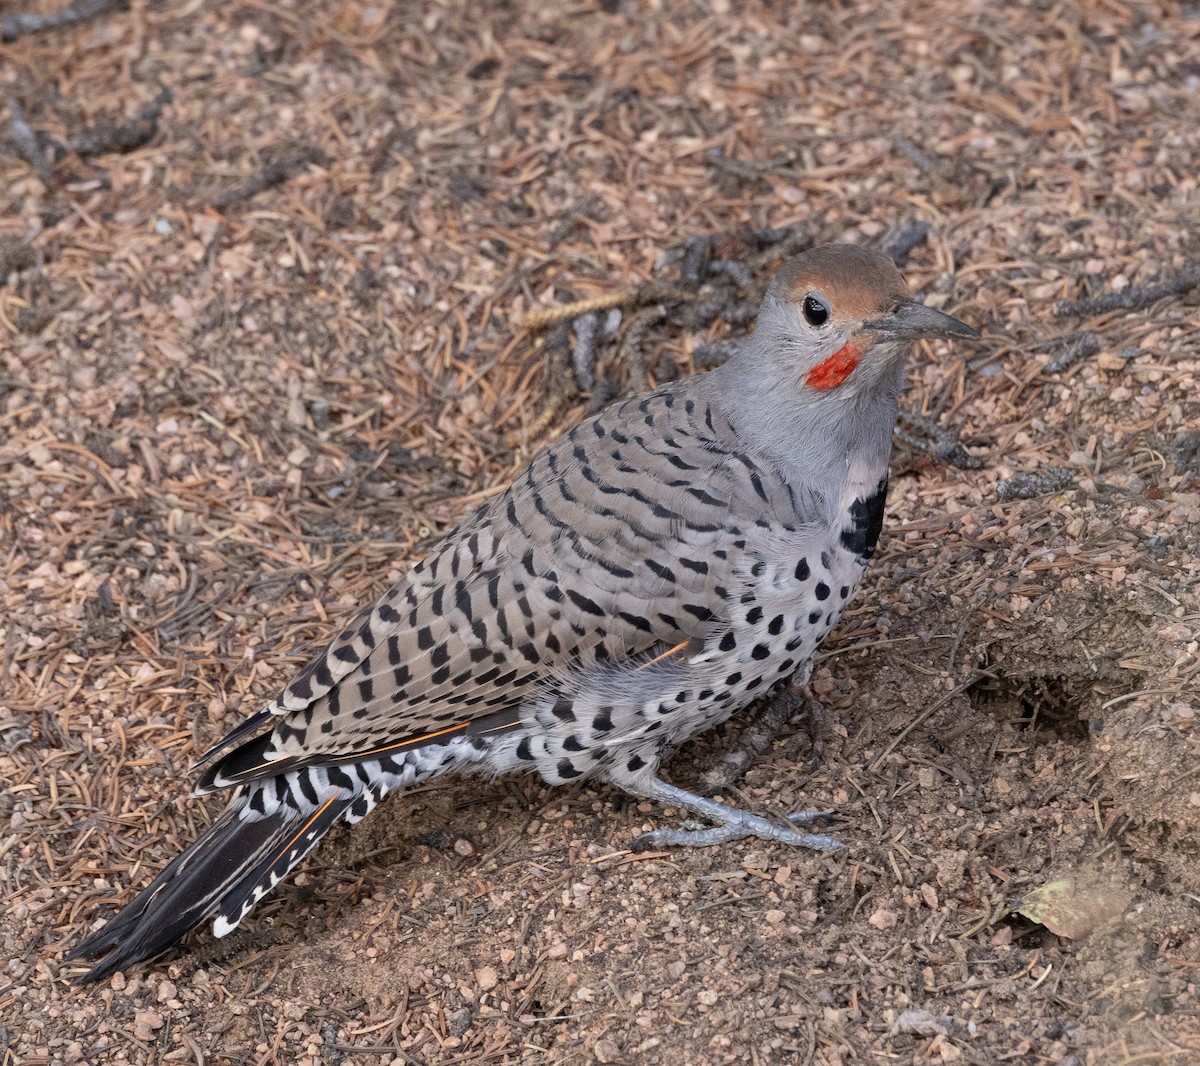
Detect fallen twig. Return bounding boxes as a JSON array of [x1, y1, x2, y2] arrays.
[[171, 925, 284, 981], [4, 90, 170, 180], [653, 351, 678, 383], [1055, 264, 1200, 317], [16, 287, 76, 332], [211, 146, 329, 209], [894, 135, 936, 173], [700, 686, 815, 794], [1043, 331, 1101, 373], [682, 293, 757, 330], [66, 89, 170, 158], [747, 223, 813, 268], [1171, 431, 1200, 476], [749, 225, 790, 246], [692, 341, 738, 369], [505, 323, 573, 446], [619, 305, 667, 390], [4, 99, 52, 183], [704, 146, 799, 180], [0, 237, 38, 279], [546, 195, 601, 249], [876, 221, 931, 267], [896, 410, 983, 470], [719, 300, 756, 325], [708, 259, 753, 288], [680, 235, 713, 288], [996, 467, 1075, 501], [523, 284, 692, 332], [1, 0, 127, 42], [585, 377, 619, 415]]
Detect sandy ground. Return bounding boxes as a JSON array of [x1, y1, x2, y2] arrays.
[[2, 1, 1199, 1063]]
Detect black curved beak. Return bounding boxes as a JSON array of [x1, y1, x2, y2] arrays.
[[864, 299, 979, 341]]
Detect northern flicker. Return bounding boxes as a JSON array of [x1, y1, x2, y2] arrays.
[[68, 243, 977, 982]]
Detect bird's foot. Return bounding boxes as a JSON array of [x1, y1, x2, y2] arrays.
[[632, 806, 840, 852], [620, 775, 842, 854]]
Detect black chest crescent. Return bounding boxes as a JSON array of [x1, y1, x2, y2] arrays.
[[840, 476, 888, 561]]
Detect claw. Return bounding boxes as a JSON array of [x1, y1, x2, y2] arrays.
[[785, 809, 836, 825], [630, 831, 658, 854]]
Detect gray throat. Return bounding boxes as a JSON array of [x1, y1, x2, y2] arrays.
[[704, 341, 904, 512]]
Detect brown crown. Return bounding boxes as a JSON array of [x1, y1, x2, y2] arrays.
[[769, 244, 908, 320]]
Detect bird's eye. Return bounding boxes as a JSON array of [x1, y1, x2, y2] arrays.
[[802, 295, 829, 327]]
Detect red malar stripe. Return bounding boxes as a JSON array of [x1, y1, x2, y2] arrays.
[[805, 342, 860, 390]]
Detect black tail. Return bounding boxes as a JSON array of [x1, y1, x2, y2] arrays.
[[67, 791, 352, 983]]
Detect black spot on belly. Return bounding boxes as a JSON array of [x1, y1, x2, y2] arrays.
[[841, 475, 888, 560]]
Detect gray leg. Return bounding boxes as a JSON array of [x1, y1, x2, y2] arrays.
[[608, 765, 843, 853], [795, 687, 828, 773], [700, 682, 828, 793]]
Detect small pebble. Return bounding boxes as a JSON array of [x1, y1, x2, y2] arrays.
[[132, 1010, 163, 1041]]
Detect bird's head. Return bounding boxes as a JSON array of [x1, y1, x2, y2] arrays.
[[752, 243, 978, 400]]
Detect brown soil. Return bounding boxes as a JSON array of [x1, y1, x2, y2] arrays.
[[2, 2, 1199, 1064]]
